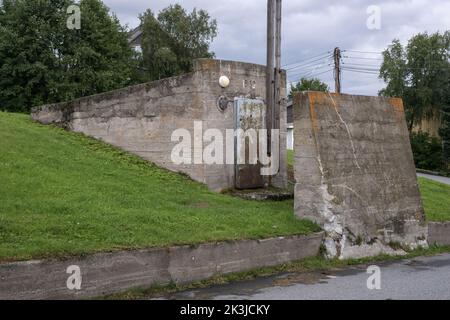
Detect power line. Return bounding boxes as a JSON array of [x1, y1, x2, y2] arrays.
[[288, 64, 331, 77], [287, 60, 333, 72], [310, 68, 334, 78], [342, 61, 381, 68], [343, 55, 383, 61], [342, 68, 380, 74], [282, 51, 331, 67], [341, 68, 380, 75], [287, 60, 333, 74], [288, 68, 334, 85], [283, 51, 332, 68], [343, 60, 450, 70], [285, 55, 333, 71], [343, 49, 383, 55]]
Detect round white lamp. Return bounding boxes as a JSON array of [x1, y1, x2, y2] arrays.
[[219, 75, 230, 88]]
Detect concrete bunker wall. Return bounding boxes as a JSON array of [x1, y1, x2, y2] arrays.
[[293, 92, 427, 259], [31, 59, 287, 191]]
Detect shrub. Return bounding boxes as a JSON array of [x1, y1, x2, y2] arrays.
[[410, 132, 443, 171]]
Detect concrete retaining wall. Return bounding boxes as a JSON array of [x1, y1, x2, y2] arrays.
[[31, 59, 287, 191], [429, 222, 450, 246], [0, 233, 323, 300], [293, 92, 427, 259]]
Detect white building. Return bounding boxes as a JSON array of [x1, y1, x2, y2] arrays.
[[287, 101, 294, 150]]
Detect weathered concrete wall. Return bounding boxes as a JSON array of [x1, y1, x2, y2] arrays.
[[429, 222, 450, 246], [31, 59, 287, 191], [293, 92, 427, 259], [0, 233, 323, 300]]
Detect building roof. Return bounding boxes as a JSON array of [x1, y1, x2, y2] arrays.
[[128, 26, 143, 47]]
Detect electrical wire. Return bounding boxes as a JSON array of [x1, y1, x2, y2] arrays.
[[285, 55, 333, 71], [287, 66, 334, 80], [343, 49, 383, 55], [342, 61, 381, 68], [287, 63, 333, 77], [288, 68, 334, 85], [342, 55, 383, 61], [282, 51, 332, 68], [341, 68, 380, 75]]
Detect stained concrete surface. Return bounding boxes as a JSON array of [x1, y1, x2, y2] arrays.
[[157, 253, 450, 300], [293, 92, 427, 258], [0, 233, 323, 300], [32, 59, 288, 192]]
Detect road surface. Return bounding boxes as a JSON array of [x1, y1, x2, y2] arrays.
[[418, 173, 450, 185], [159, 253, 450, 300]]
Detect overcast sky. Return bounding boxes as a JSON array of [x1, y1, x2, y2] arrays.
[[103, 0, 449, 95]]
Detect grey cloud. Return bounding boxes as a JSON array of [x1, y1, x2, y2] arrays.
[[103, 0, 449, 95]]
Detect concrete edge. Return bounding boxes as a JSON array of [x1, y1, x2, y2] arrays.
[[428, 222, 450, 246], [0, 232, 324, 300]]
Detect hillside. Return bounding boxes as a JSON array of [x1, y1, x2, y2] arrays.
[[0, 112, 319, 262]]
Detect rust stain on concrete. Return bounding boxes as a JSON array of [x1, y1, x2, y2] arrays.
[[309, 91, 329, 106], [389, 98, 405, 122], [308, 93, 320, 133]]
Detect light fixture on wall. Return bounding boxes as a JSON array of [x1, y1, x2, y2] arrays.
[[219, 76, 230, 88], [217, 96, 232, 112]]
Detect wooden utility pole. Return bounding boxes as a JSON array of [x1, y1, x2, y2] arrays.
[[274, 0, 282, 131], [334, 47, 341, 94], [266, 0, 275, 154]]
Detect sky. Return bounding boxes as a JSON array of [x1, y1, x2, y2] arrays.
[[103, 0, 449, 95]]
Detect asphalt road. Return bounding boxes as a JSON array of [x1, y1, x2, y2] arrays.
[[161, 253, 450, 300], [418, 173, 450, 185]]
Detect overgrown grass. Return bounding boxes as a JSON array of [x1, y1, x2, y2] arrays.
[[0, 112, 319, 262], [419, 177, 450, 222]]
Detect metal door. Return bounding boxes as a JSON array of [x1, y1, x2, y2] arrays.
[[234, 98, 266, 189]]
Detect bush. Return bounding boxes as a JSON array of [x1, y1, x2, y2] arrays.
[[410, 132, 443, 171]]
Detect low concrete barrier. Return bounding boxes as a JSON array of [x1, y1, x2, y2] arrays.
[[428, 222, 450, 246], [0, 232, 323, 300]]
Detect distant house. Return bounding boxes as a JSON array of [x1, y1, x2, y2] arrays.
[[128, 26, 143, 52], [287, 101, 294, 150]]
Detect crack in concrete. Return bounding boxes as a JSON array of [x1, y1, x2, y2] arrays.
[[328, 93, 361, 170]]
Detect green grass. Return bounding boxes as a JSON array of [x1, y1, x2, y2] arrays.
[[0, 112, 319, 262], [287, 150, 294, 168], [419, 177, 450, 222]]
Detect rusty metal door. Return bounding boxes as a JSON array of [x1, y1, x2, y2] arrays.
[[234, 98, 266, 189]]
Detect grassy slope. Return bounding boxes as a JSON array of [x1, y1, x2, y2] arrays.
[[0, 112, 319, 262], [287, 151, 450, 222], [287, 149, 294, 168], [419, 177, 450, 222]]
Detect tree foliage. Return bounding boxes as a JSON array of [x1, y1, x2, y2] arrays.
[[289, 77, 329, 99], [0, 0, 136, 113], [138, 4, 217, 82], [410, 132, 443, 171], [379, 32, 450, 132], [439, 80, 450, 169]]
